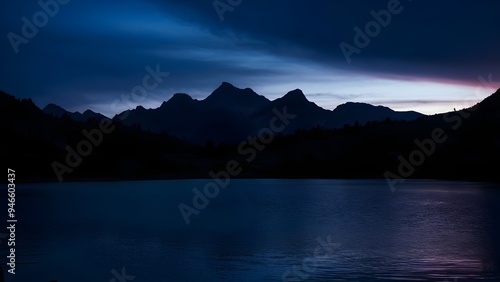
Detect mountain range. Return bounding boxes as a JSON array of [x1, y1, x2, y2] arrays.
[[42, 82, 424, 143], [43, 103, 107, 123], [2, 83, 499, 183]]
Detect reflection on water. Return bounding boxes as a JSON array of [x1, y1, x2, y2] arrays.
[[1, 180, 499, 281]]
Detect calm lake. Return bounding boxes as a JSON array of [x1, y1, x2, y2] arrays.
[[2, 179, 500, 281]]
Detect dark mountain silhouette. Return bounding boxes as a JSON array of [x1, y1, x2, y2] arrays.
[[1, 90, 193, 182], [114, 82, 424, 143], [251, 89, 331, 134], [43, 103, 107, 122], [203, 82, 270, 116], [244, 87, 500, 181], [117, 83, 261, 143], [2, 86, 499, 184], [326, 102, 423, 128]]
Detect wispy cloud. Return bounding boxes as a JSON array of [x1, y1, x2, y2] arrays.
[[1, 0, 499, 115]]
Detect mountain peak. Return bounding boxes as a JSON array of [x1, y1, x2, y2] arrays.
[[220, 81, 236, 88], [43, 103, 65, 111], [161, 93, 195, 108], [333, 102, 390, 116], [170, 93, 194, 102], [83, 109, 97, 115], [43, 103, 69, 116], [210, 82, 240, 97], [336, 102, 378, 109], [282, 89, 308, 102], [203, 82, 270, 115], [206, 82, 267, 102], [82, 109, 107, 120]]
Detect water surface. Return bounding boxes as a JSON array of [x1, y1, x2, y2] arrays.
[[1, 179, 499, 281]]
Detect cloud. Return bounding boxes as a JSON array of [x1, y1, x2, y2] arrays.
[[1, 0, 499, 115]]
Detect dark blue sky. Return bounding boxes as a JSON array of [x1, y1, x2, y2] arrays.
[[1, 0, 499, 116]]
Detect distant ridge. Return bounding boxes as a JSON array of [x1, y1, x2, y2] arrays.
[[25, 82, 427, 144], [43, 103, 108, 122], [111, 82, 425, 143]]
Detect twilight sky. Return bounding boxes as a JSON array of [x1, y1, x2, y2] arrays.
[[1, 0, 500, 116]]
